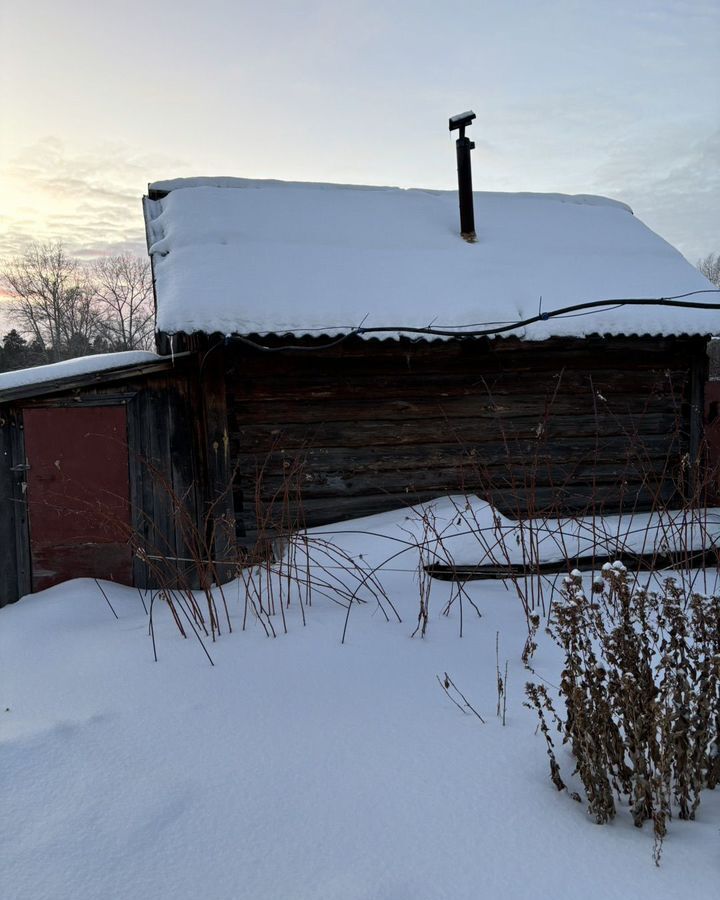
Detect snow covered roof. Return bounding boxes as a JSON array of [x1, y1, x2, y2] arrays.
[[0, 351, 179, 402], [143, 177, 717, 341]]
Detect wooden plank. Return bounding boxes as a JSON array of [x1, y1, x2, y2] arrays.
[[127, 374, 206, 589], [228, 358, 684, 383], [227, 367, 690, 397], [689, 344, 707, 465], [228, 392, 681, 427], [129, 385, 179, 585], [166, 380, 203, 587], [6, 410, 31, 601], [127, 393, 151, 589], [247, 459, 680, 500], [231, 412, 681, 452], [0, 412, 19, 605], [231, 434, 676, 474], [427, 546, 720, 581], [199, 342, 235, 579]]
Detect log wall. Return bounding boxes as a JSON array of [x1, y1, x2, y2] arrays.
[[224, 335, 707, 540]]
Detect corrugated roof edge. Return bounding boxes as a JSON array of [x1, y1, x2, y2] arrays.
[[154, 329, 715, 346]]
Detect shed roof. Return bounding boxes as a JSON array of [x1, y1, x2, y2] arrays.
[[0, 351, 186, 403], [143, 177, 717, 341]]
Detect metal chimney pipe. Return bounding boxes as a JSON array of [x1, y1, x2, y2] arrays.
[[449, 111, 477, 241]]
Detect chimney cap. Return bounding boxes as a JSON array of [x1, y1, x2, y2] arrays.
[[449, 110, 476, 132]]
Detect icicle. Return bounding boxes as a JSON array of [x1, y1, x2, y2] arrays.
[[170, 333, 175, 365]]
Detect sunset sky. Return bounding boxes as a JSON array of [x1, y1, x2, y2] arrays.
[[1, 0, 718, 268]]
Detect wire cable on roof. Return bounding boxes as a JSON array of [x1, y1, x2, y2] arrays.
[[218, 289, 720, 352]]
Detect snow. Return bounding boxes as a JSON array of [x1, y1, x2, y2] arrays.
[[2, 503, 719, 899], [300, 495, 720, 570], [143, 178, 718, 340], [0, 351, 164, 397]]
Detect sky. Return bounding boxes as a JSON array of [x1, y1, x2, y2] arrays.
[[0, 0, 718, 271]]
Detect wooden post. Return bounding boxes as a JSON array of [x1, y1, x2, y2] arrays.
[[199, 339, 236, 582], [689, 340, 708, 497], [0, 409, 31, 605]]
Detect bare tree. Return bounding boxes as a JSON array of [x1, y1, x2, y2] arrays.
[[698, 252, 720, 288], [92, 254, 155, 351], [2, 242, 100, 362]]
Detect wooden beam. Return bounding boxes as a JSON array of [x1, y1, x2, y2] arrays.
[[198, 340, 236, 580], [689, 340, 707, 464], [0, 413, 19, 605], [0, 410, 31, 603]]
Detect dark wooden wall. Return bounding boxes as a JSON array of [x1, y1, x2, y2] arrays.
[[1, 334, 709, 603], [224, 335, 707, 541], [0, 368, 204, 605], [127, 374, 204, 588]]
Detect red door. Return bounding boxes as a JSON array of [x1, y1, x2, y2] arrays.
[[22, 405, 133, 591]]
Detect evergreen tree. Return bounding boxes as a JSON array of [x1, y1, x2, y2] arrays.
[[1, 329, 31, 371]]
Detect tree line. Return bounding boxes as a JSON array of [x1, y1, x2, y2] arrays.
[[0, 242, 154, 373]]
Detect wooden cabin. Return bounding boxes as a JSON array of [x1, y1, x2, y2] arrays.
[[1, 177, 716, 604], [143, 177, 716, 546]]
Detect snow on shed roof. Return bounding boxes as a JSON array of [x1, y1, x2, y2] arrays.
[[0, 351, 170, 402], [143, 177, 717, 341]]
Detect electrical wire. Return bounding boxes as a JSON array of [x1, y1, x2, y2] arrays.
[[212, 289, 720, 352]]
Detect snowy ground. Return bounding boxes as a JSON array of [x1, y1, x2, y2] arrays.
[[2, 514, 719, 899]]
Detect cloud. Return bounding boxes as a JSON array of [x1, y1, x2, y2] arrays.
[[0, 137, 187, 260], [2, 121, 716, 275], [588, 124, 720, 262]]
